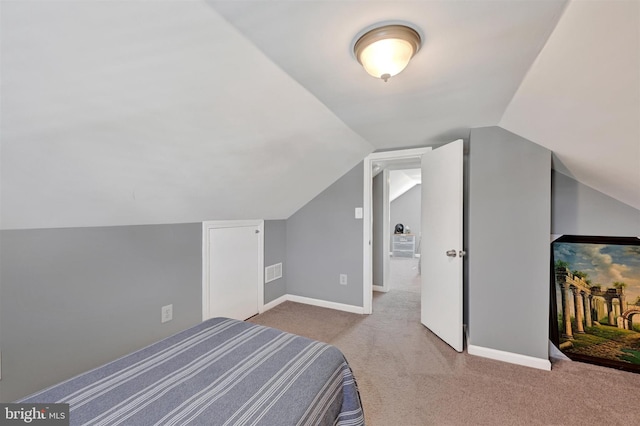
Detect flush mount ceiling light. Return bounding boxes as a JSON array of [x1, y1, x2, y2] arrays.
[[354, 24, 421, 82]]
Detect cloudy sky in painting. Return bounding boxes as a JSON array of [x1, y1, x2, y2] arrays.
[[554, 242, 640, 303]]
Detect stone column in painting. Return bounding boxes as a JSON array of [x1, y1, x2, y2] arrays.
[[572, 287, 585, 333], [608, 298, 616, 326], [583, 293, 592, 328], [560, 283, 573, 339]]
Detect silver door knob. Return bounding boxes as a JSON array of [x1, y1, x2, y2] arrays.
[[446, 249, 457, 257], [459, 250, 467, 257]]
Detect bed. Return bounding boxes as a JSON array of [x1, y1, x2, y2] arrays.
[[19, 317, 365, 425]]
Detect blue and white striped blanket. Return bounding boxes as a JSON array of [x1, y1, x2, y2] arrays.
[[20, 318, 365, 425]]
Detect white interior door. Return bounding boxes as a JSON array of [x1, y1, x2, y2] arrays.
[[204, 222, 263, 321], [421, 139, 464, 352]]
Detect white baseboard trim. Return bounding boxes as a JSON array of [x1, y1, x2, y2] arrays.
[[261, 295, 288, 312], [286, 294, 365, 314], [372, 285, 389, 293], [261, 294, 365, 315], [467, 344, 551, 371]]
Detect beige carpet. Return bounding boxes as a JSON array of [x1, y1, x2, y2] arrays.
[[249, 258, 640, 425]]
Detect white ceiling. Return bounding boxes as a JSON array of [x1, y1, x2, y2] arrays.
[[1, 0, 638, 229], [389, 169, 421, 203], [0, 0, 373, 229], [209, 0, 567, 147], [500, 0, 640, 211]]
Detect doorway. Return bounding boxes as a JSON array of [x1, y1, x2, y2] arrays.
[[362, 141, 465, 352], [373, 167, 422, 293], [362, 147, 431, 314]]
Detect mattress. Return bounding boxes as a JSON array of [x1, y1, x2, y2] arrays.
[[19, 317, 365, 425]]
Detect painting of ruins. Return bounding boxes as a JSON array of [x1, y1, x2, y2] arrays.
[[551, 235, 640, 372]]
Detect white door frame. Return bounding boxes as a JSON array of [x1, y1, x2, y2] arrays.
[[202, 220, 264, 321], [372, 168, 391, 293], [363, 147, 431, 314]]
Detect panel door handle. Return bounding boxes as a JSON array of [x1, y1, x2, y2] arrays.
[[446, 249, 457, 257]]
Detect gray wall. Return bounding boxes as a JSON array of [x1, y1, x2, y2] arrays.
[[390, 184, 422, 253], [264, 220, 287, 303], [372, 173, 384, 286], [468, 126, 551, 360], [0, 223, 202, 402], [286, 162, 364, 306], [552, 170, 640, 236]]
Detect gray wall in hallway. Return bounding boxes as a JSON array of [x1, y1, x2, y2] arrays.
[[264, 220, 287, 303], [0, 223, 202, 402], [390, 184, 422, 253], [552, 170, 640, 237], [468, 126, 551, 360], [286, 162, 364, 307]]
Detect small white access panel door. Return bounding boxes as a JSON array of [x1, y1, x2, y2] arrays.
[[421, 139, 464, 352], [204, 221, 263, 321]]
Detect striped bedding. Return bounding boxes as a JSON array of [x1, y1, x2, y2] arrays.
[[19, 318, 365, 425]]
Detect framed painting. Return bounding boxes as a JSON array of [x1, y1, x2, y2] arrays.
[[550, 235, 640, 373]]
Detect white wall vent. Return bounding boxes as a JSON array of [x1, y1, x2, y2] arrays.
[[265, 263, 283, 283]]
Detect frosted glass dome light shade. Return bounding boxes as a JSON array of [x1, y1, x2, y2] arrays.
[[354, 25, 421, 82], [359, 39, 415, 80]]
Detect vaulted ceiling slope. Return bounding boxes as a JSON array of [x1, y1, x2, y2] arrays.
[[1, 1, 638, 230], [0, 1, 373, 229], [500, 0, 640, 211]]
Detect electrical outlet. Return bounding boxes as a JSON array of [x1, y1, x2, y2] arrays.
[[339, 274, 348, 285], [161, 304, 173, 323]]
